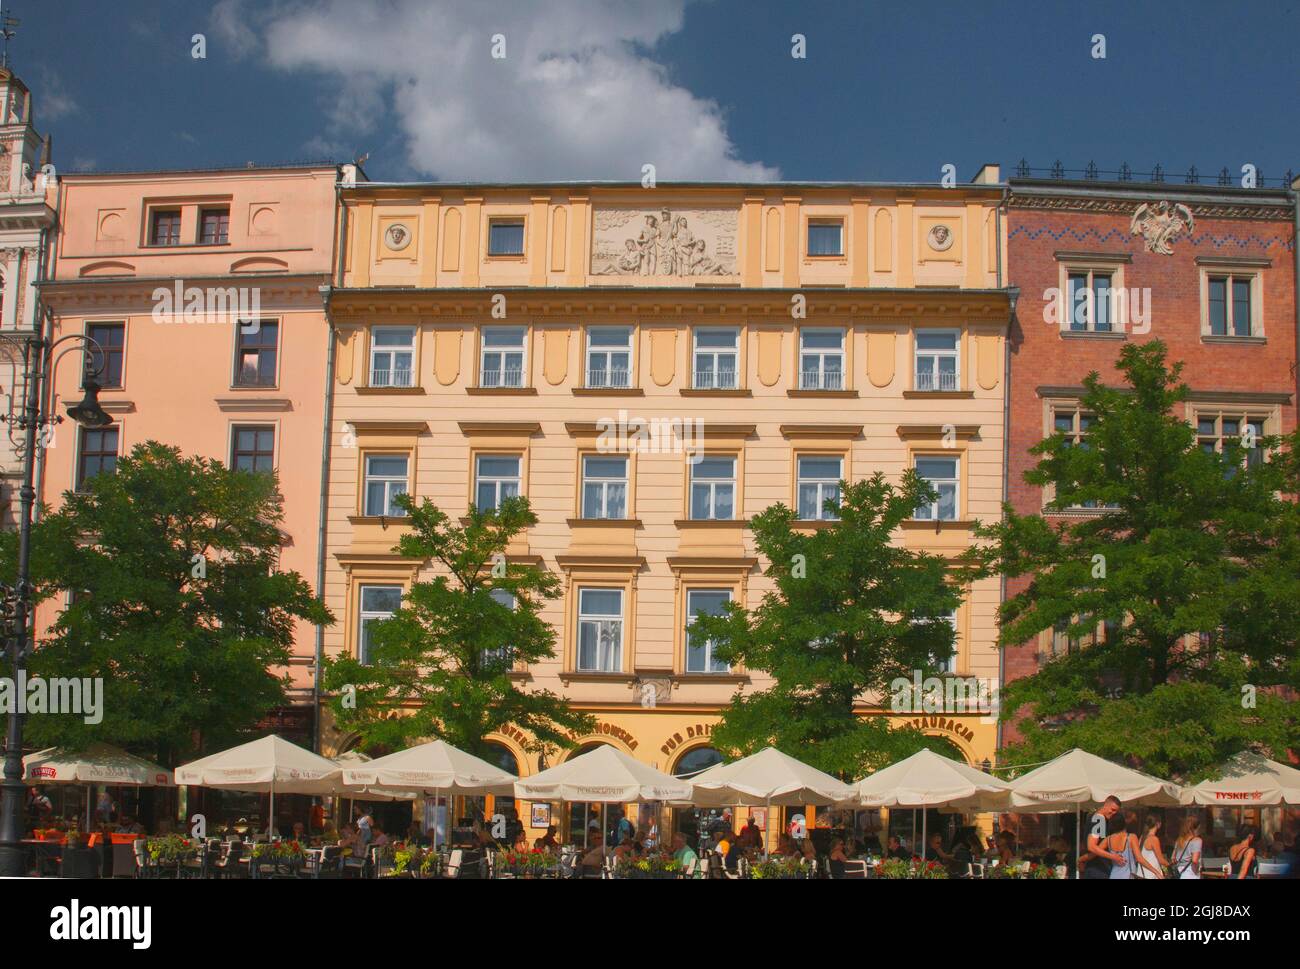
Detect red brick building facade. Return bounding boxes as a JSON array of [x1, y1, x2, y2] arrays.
[[1001, 177, 1298, 743]]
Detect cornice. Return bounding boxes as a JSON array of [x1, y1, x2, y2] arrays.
[[1008, 190, 1292, 222]]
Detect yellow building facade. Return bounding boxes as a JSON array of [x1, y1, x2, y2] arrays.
[[320, 172, 1012, 840]]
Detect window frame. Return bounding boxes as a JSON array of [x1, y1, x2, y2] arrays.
[[798, 327, 846, 391], [912, 453, 961, 522], [575, 586, 625, 673], [83, 320, 126, 390], [688, 454, 738, 521], [232, 319, 280, 388], [357, 583, 403, 665], [1201, 269, 1260, 339], [486, 218, 527, 258], [1064, 268, 1116, 332], [75, 424, 120, 492], [584, 325, 635, 389], [806, 218, 845, 258], [684, 587, 732, 674], [912, 328, 961, 393], [197, 206, 231, 246], [795, 452, 844, 521], [149, 209, 182, 247], [478, 325, 528, 388], [362, 452, 411, 518], [692, 326, 740, 390], [473, 453, 523, 512], [229, 423, 276, 474], [580, 453, 630, 520], [368, 325, 418, 388], [1195, 410, 1270, 470]]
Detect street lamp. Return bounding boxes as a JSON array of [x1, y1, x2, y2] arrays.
[[0, 330, 109, 877]]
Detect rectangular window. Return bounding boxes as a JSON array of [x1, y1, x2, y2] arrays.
[[358, 585, 402, 665], [586, 326, 633, 388], [84, 322, 125, 389], [364, 454, 409, 517], [685, 589, 731, 673], [369, 326, 416, 387], [198, 207, 230, 245], [77, 426, 119, 490], [231, 424, 275, 473], [150, 210, 181, 246], [927, 609, 958, 674], [1208, 275, 1254, 337], [799, 328, 844, 390], [577, 588, 623, 672], [914, 330, 959, 392], [1053, 407, 1103, 508], [1197, 413, 1266, 470], [487, 219, 526, 256], [482, 588, 515, 669], [807, 221, 844, 257], [581, 455, 628, 519], [690, 456, 736, 520], [915, 456, 959, 521], [480, 326, 526, 388], [797, 455, 842, 520], [693, 327, 739, 389], [233, 320, 278, 387], [475, 454, 521, 512], [1066, 270, 1113, 332]]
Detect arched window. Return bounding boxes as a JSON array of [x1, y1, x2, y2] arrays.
[[673, 745, 722, 778]]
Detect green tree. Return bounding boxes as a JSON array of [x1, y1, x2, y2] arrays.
[[968, 341, 1300, 776], [692, 474, 969, 779], [320, 494, 594, 759], [1, 442, 331, 766]]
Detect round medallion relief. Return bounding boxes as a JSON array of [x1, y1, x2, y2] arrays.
[[927, 224, 954, 251], [384, 223, 412, 251]]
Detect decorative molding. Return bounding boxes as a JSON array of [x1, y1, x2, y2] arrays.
[[214, 397, 292, 412], [457, 421, 542, 435], [896, 424, 980, 439], [1053, 250, 1132, 263], [1007, 191, 1293, 222], [780, 423, 863, 440], [1130, 201, 1194, 255]]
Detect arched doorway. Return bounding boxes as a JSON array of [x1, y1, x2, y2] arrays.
[[918, 735, 971, 765], [670, 745, 725, 850], [482, 741, 522, 844]]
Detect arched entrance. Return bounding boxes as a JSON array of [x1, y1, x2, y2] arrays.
[[564, 742, 615, 846], [482, 741, 522, 845], [670, 745, 725, 850]]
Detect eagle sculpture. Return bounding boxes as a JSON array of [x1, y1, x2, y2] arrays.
[[1130, 201, 1195, 255]]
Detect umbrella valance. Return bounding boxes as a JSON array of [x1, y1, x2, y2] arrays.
[[686, 747, 855, 807], [340, 739, 516, 797], [851, 748, 1010, 811], [24, 743, 173, 787], [1180, 751, 1300, 807]]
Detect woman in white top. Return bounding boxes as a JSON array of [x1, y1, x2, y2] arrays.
[[1172, 817, 1203, 880], [1135, 816, 1168, 879]]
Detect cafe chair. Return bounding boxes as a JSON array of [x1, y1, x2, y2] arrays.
[[443, 849, 465, 879], [61, 846, 102, 879], [840, 859, 867, 879]]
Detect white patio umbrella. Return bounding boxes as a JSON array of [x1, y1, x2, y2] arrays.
[[175, 734, 341, 836], [851, 748, 1011, 868], [24, 742, 173, 826], [1004, 748, 1184, 878], [684, 746, 855, 857], [515, 746, 692, 861], [340, 739, 518, 850], [1180, 751, 1300, 806]]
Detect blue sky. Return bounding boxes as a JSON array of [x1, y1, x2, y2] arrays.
[[18, 0, 1300, 186]]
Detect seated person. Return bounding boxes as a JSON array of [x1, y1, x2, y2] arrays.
[[580, 833, 605, 874], [886, 834, 910, 861], [290, 821, 307, 843], [370, 825, 389, 848], [995, 831, 1018, 868], [924, 832, 954, 865], [773, 834, 795, 857], [535, 825, 560, 850], [828, 837, 849, 878]]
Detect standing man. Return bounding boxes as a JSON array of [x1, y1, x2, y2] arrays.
[[1082, 795, 1127, 879]]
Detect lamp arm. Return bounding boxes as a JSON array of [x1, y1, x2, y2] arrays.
[[41, 334, 104, 426]]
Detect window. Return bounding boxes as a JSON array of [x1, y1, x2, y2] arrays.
[[1197, 413, 1266, 470], [586, 327, 633, 388], [690, 456, 736, 520], [480, 326, 526, 388], [198, 207, 230, 245], [1052, 408, 1103, 508], [84, 322, 125, 389], [487, 219, 526, 256], [915, 456, 959, 521], [358, 585, 402, 665], [693, 327, 739, 389], [797, 455, 842, 520], [369, 326, 416, 387], [807, 221, 844, 257], [150, 210, 181, 246], [685, 589, 731, 673], [926, 609, 958, 673], [77, 426, 119, 490], [799, 328, 844, 390], [1048, 615, 1111, 659], [577, 588, 623, 672], [914, 330, 959, 392], [581, 455, 628, 519], [475, 454, 521, 511], [364, 454, 409, 516], [234, 320, 278, 387], [231, 425, 275, 473], [1207, 275, 1253, 336], [1066, 270, 1113, 332], [482, 588, 515, 669]]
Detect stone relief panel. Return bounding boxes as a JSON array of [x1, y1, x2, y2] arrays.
[[591, 206, 738, 279]]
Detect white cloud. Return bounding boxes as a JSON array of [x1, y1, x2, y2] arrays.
[[210, 0, 777, 181], [35, 69, 79, 121]]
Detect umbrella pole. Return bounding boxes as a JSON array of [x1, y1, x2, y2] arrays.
[[911, 810, 916, 856], [765, 797, 771, 861], [922, 807, 927, 868], [269, 779, 275, 839], [1075, 807, 1081, 880]]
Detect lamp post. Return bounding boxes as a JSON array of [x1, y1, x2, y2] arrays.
[[0, 331, 109, 877]]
